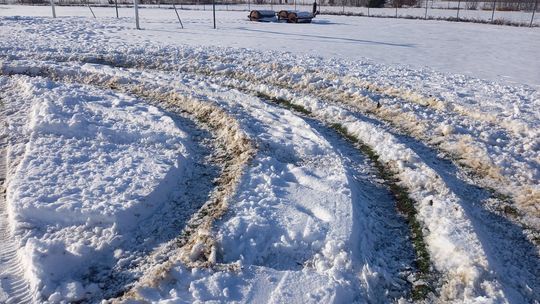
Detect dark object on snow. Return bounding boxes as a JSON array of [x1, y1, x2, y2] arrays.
[[248, 10, 277, 22], [376, 101, 381, 108], [251, 9, 314, 23], [287, 11, 315, 23], [277, 10, 290, 21], [368, 0, 385, 8], [312, 1, 319, 16], [277, 10, 315, 23]]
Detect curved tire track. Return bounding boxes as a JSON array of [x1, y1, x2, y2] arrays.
[[0, 64, 256, 302], [12, 48, 535, 227], [1, 55, 536, 302], [3, 48, 536, 225], [203, 65, 539, 221], [1, 60, 421, 302], [267, 106, 419, 300], [233, 82, 540, 303], [178, 75, 418, 302]]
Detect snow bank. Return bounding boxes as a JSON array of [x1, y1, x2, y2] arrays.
[[8, 76, 188, 229]]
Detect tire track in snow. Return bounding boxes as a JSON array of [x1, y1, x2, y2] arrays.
[[95, 103, 222, 300], [285, 110, 418, 300], [237, 84, 540, 302], [152, 71, 411, 302], [253, 92, 433, 298], [102, 50, 534, 229], [198, 83, 539, 301], [204, 85, 416, 302], [190, 67, 540, 303], [40, 62, 420, 302], [0, 130, 33, 303], [201, 70, 538, 230], [199, 81, 414, 302], [106, 89, 255, 302], [1, 75, 216, 301], [89, 52, 540, 227], [10, 57, 532, 302], [171, 52, 536, 143], [212, 56, 536, 141], [0, 64, 256, 302], [4, 46, 534, 142], [1, 18, 536, 302], [114, 59, 539, 302], [199, 66, 538, 225], [2, 57, 536, 302], [388, 128, 540, 302], [3, 48, 536, 229]]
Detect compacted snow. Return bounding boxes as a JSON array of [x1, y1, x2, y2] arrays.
[[0, 5, 538, 304]]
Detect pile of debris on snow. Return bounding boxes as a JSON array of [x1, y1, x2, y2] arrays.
[[248, 10, 277, 22], [249, 10, 315, 23]]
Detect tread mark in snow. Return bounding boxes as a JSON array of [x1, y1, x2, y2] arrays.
[[2, 59, 536, 302], [0, 70, 254, 302], [257, 92, 427, 300], [253, 90, 540, 302], [0, 140, 33, 304], [4, 49, 535, 225]]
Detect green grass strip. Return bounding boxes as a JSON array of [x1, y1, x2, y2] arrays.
[[256, 92, 312, 115], [330, 122, 432, 300]]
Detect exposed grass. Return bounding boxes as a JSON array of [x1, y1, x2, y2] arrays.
[[503, 205, 519, 217], [484, 187, 519, 217], [488, 188, 513, 204], [256, 92, 312, 115]]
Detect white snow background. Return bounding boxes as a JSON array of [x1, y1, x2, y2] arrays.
[[0, 5, 538, 304]]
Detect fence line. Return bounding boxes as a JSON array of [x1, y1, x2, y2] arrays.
[[1, 0, 538, 26]]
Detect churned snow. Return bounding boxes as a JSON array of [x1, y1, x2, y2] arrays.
[[0, 74, 192, 301]]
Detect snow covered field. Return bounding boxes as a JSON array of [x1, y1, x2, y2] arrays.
[[0, 5, 539, 304], [174, 3, 540, 26], [1, 5, 539, 87]]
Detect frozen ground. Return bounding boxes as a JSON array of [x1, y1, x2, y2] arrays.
[[0, 5, 539, 304]]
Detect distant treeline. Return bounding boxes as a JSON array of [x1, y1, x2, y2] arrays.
[[2, 0, 538, 11]]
